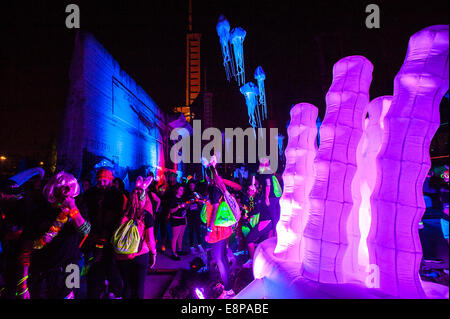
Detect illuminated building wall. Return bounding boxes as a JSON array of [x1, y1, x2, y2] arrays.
[[58, 31, 168, 186]]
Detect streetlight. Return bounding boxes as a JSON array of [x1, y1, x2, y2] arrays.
[[0, 156, 6, 173]]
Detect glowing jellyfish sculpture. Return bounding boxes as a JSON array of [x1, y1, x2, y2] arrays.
[[230, 27, 247, 86], [240, 82, 260, 128], [254, 66, 267, 121], [367, 25, 449, 298], [277, 133, 285, 157], [216, 15, 234, 82], [239, 25, 448, 300]]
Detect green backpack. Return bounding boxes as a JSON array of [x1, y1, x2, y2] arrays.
[[111, 217, 145, 256], [272, 175, 282, 198], [200, 197, 238, 227]]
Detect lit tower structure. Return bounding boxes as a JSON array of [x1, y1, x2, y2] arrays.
[[185, 0, 201, 122], [175, 1, 213, 129], [173, 0, 201, 122]]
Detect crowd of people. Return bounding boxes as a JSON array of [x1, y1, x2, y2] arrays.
[[0, 158, 282, 299]]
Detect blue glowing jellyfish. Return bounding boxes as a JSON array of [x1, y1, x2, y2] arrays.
[[277, 133, 285, 157], [254, 66, 267, 121], [316, 116, 322, 147], [230, 27, 247, 86], [240, 82, 260, 128], [216, 15, 234, 81]]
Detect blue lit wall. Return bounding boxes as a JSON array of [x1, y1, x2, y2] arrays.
[[58, 32, 166, 188]]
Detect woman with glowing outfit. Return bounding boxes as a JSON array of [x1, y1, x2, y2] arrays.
[[204, 158, 240, 299], [16, 171, 90, 299], [115, 176, 157, 299]]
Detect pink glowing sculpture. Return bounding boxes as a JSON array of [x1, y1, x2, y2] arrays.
[[301, 56, 374, 283], [344, 96, 392, 284], [274, 103, 318, 262], [239, 25, 448, 300], [367, 25, 449, 298]]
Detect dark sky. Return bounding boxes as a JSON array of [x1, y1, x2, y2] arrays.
[[1, 0, 449, 161]]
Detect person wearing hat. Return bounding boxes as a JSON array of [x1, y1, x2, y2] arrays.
[[83, 167, 124, 299]]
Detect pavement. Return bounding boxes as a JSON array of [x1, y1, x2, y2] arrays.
[[141, 216, 450, 299], [143, 246, 209, 299]]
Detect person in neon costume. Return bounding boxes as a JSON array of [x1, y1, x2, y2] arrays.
[[230, 27, 246, 87], [202, 156, 240, 299], [216, 15, 234, 82], [240, 82, 260, 128]]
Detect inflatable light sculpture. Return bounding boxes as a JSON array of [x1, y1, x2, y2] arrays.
[[216, 15, 234, 82], [230, 27, 247, 86], [344, 96, 392, 284], [274, 103, 318, 262], [237, 25, 448, 299], [254, 66, 267, 122], [367, 25, 449, 298], [300, 56, 374, 284], [240, 82, 260, 128]]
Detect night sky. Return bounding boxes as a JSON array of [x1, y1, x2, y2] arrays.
[[1, 0, 449, 166]]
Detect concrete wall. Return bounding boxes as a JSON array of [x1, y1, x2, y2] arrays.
[[58, 31, 167, 187]]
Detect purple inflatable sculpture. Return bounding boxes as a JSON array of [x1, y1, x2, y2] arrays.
[[237, 25, 448, 299], [367, 25, 449, 298]]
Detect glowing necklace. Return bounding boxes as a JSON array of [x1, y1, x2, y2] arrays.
[[32, 205, 79, 250]]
